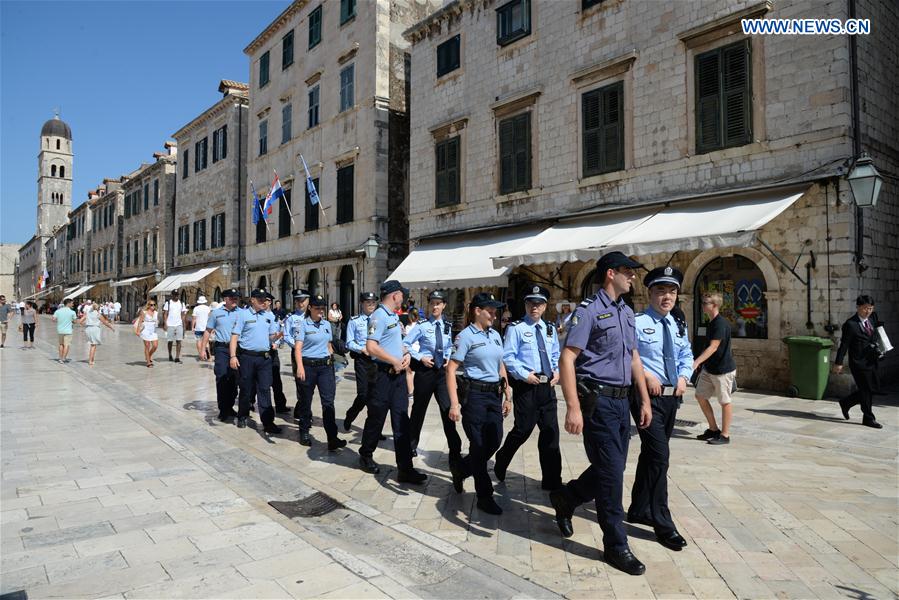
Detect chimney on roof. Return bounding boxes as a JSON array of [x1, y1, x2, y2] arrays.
[[164, 140, 177, 156], [218, 79, 249, 98]]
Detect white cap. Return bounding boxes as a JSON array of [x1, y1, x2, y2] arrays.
[[197, 296, 208, 304]]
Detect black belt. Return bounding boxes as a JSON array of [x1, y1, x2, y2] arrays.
[[468, 379, 502, 393], [302, 357, 332, 367], [213, 341, 230, 348], [374, 361, 399, 374], [578, 379, 629, 399], [350, 351, 371, 361], [238, 349, 271, 358]]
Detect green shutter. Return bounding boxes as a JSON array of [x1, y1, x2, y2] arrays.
[[695, 50, 722, 153], [723, 40, 751, 147], [446, 137, 459, 204], [499, 118, 515, 194], [513, 113, 531, 190], [582, 90, 601, 176], [601, 83, 623, 172], [435, 141, 447, 206]]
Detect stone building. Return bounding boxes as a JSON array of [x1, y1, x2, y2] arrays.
[[0, 244, 21, 299], [398, 0, 898, 392], [170, 80, 249, 302], [243, 0, 440, 316], [86, 179, 126, 302], [64, 201, 91, 296], [43, 227, 68, 303]]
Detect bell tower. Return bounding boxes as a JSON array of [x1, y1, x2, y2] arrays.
[[37, 112, 73, 236]]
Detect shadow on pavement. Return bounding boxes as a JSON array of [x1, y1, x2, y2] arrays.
[[746, 408, 855, 423]]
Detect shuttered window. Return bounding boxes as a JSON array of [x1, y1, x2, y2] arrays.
[[308, 85, 320, 128], [336, 165, 354, 224], [259, 51, 270, 87], [340, 0, 356, 24], [435, 137, 460, 207], [305, 177, 320, 232], [282, 104, 292, 144], [308, 6, 322, 49], [279, 189, 292, 238], [496, 0, 530, 46], [498, 113, 531, 194], [582, 81, 624, 177], [182, 150, 189, 179], [282, 30, 294, 69], [695, 39, 752, 154], [340, 65, 354, 112], [259, 120, 268, 156], [436, 35, 460, 77]]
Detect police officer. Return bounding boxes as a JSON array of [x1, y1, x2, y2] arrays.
[[357, 280, 427, 484], [548, 251, 652, 576], [404, 290, 462, 465], [282, 289, 311, 419], [628, 266, 692, 551], [229, 288, 282, 434], [447, 292, 513, 515], [494, 285, 562, 490], [264, 295, 291, 415], [343, 292, 378, 431], [200, 288, 242, 421], [292, 294, 345, 450]]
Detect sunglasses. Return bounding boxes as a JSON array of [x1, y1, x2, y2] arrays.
[[149, 304, 157, 307]]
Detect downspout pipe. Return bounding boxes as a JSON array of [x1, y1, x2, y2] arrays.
[[848, 0, 866, 273]]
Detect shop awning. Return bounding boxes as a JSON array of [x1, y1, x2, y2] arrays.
[[389, 225, 545, 289], [111, 274, 153, 287], [492, 184, 809, 268], [63, 284, 96, 300], [148, 266, 219, 294]]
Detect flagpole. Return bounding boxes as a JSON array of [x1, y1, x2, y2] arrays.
[[299, 155, 327, 220], [273, 169, 295, 225]]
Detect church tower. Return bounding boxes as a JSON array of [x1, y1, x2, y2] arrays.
[[37, 114, 73, 236]]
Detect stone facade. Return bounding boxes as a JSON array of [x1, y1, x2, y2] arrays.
[[172, 81, 249, 301], [86, 179, 126, 302], [44, 226, 67, 302], [243, 0, 439, 314], [404, 0, 898, 393], [65, 202, 91, 290], [0, 244, 21, 299]]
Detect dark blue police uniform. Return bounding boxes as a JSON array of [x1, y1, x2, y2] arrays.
[[282, 288, 311, 420], [343, 292, 377, 430], [405, 290, 462, 464], [266, 307, 290, 413], [231, 288, 280, 433], [206, 288, 241, 420], [494, 285, 562, 489]]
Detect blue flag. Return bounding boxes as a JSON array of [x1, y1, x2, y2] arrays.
[[300, 155, 320, 206], [250, 180, 264, 225]]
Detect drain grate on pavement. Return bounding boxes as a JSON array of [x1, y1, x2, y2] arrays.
[[270, 492, 344, 518], [675, 418, 699, 427]]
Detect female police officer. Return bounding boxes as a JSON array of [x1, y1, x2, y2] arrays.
[[447, 292, 512, 515]]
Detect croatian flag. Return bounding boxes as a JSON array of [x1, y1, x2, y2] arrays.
[[300, 155, 319, 206], [41, 269, 49, 290], [265, 172, 285, 215], [250, 180, 265, 224]]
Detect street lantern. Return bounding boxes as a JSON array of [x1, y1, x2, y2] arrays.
[[221, 262, 231, 279], [154, 269, 162, 282], [847, 152, 883, 208], [363, 235, 379, 260]]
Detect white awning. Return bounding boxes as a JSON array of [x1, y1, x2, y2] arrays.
[[390, 225, 545, 289], [148, 267, 219, 294], [111, 274, 153, 287], [63, 284, 96, 300], [492, 184, 809, 268]]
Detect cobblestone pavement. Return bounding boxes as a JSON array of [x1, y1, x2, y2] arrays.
[[1, 317, 897, 599]]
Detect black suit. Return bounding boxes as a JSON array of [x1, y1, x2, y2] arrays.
[[835, 312, 881, 421]]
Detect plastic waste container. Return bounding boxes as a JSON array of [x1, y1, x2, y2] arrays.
[[782, 336, 834, 400]]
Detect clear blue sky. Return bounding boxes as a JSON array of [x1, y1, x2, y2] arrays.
[[1, 0, 284, 244]]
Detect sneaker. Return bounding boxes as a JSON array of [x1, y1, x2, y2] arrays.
[[696, 428, 721, 441], [707, 435, 730, 445]]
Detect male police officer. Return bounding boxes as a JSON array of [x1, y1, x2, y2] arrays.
[[358, 280, 426, 484], [293, 294, 345, 450], [628, 266, 692, 551], [201, 288, 242, 421], [404, 290, 462, 465], [263, 295, 291, 415], [343, 291, 379, 431], [283, 289, 311, 419], [494, 284, 562, 490], [550, 251, 652, 576], [229, 288, 282, 434]]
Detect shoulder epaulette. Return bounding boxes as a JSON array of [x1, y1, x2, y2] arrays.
[[579, 294, 597, 308], [510, 319, 523, 326]]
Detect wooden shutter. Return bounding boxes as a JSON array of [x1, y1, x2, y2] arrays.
[[513, 113, 531, 191], [446, 137, 459, 204], [601, 83, 623, 172], [435, 141, 447, 206], [337, 166, 354, 224], [695, 50, 721, 153], [723, 40, 751, 147], [305, 178, 320, 231], [499, 118, 515, 193], [582, 90, 601, 176], [221, 125, 227, 159]]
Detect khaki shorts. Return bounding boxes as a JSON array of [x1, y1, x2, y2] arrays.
[[166, 325, 184, 341], [58, 333, 73, 347], [696, 369, 736, 405], [0, 322, 7, 334]]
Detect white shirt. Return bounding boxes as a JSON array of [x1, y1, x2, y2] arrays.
[[192, 304, 211, 331], [163, 300, 187, 327], [114, 302, 121, 312]]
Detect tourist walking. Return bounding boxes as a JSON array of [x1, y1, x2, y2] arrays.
[[834, 294, 884, 429], [192, 296, 212, 361], [52, 298, 78, 364], [77, 300, 115, 366], [21, 301, 38, 349], [162, 290, 187, 363], [134, 300, 160, 367], [0, 295, 12, 348], [328, 302, 343, 341], [692, 292, 737, 444]]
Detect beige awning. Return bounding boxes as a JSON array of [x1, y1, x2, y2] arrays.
[[148, 267, 219, 294]]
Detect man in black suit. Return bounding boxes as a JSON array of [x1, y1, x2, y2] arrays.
[[834, 295, 883, 428]]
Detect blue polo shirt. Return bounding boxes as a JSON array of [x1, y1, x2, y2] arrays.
[[294, 316, 332, 359], [635, 306, 693, 386], [281, 310, 305, 348], [206, 305, 240, 343], [564, 289, 636, 387], [367, 304, 403, 362], [503, 316, 560, 381], [452, 324, 504, 382], [232, 306, 279, 352], [346, 313, 370, 354], [403, 317, 452, 362]]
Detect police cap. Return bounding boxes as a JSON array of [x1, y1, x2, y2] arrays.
[[428, 290, 448, 302], [309, 294, 327, 307], [470, 292, 505, 309], [359, 291, 377, 302], [644, 265, 683, 289], [250, 288, 274, 299], [380, 280, 409, 297], [595, 251, 642, 280], [523, 284, 549, 303], [221, 288, 241, 298], [292, 288, 310, 299]]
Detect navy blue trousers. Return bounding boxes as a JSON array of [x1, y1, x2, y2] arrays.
[[628, 394, 678, 535], [345, 354, 372, 421], [359, 368, 413, 471], [213, 345, 238, 416], [459, 389, 504, 499], [495, 379, 562, 489], [237, 353, 274, 427], [296, 361, 338, 439], [409, 368, 463, 461]]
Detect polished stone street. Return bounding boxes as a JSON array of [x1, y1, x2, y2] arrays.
[[1, 316, 897, 599]]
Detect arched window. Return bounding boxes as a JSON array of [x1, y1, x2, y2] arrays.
[[307, 269, 320, 296], [338, 265, 355, 321], [694, 255, 768, 341], [280, 270, 291, 308], [51, 165, 57, 177], [580, 268, 598, 301], [59, 166, 65, 178], [213, 287, 222, 303], [257, 275, 267, 290]]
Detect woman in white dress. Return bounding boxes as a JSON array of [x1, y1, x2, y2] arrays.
[[77, 300, 114, 367], [134, 300, 160, 368]]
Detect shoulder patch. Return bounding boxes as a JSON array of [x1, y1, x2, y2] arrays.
[[570, 314, 579, 327], [635, 312, 645, 317], [368, 322, 377, 335]]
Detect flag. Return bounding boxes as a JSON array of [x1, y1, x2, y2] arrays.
[[41, 269, 49, 290], [300, 155, 319, 206], [265, 172, 285, 216], [250, 180, 264, 224]]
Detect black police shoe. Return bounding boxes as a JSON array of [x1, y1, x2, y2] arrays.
[[397, 468, 427, 484], [604, 548, 646, 576], [476, 496, 503, 515], [217, 413, 234, 423], [549, 489, 574, 538], [541, 480, 563, 491], [655, 530, 688, 551], [696, 428, 720, 441], [379, 433, 387, 441], [839, 399, 850, 420], [343, 411, 356, 431], [298, 430, 312, 446], [359, 456, 380, 474], [493, 460, 507, 482], [863, 419, 883, 429], [236, 417, 248, 429], [626, 512, 655, 528], [449, 461, 465, 494], [328, 437, 347, 452], [411, 448, 418, 458], [264, 424, 283, 435]]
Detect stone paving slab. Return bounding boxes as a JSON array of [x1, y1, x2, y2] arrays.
[[1, 317, 897, 599]]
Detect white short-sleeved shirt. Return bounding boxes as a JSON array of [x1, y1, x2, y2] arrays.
[[192, 304, 211, 332], [163, 300, 188, 326]]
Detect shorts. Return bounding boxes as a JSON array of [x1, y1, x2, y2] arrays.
[[166, 325, 184, 341], [0, 322, 7, 334], [58, 333, 73, 347], [194, 330, 205, 339], [696, 369, 737, 405]]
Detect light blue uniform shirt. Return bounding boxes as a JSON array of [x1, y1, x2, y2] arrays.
[[294, 317, 332, 359], [346, 313, 370, 353], [367, 304, 404, 362], [206, 305, 240, 343], [502, 317, 560, 382], [635, 306, 693, 386], [232, 306, 279, 352], [403, 317, 452, 362], [281, 311, 305, 348], [452, 325, 504, 382]]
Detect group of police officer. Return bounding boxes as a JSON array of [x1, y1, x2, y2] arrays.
[[197, 249, 695, 576]]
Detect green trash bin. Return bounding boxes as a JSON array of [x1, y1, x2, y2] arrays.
[[782, 336, 835, 400]]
